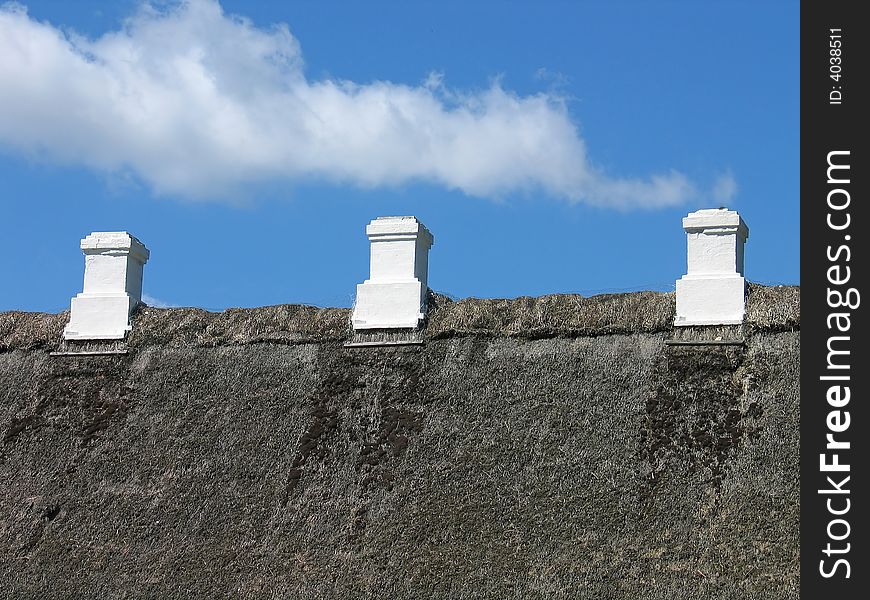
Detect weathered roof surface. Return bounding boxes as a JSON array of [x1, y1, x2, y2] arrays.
[[0, 286, 799, 599], [0, 284, 798, 351]]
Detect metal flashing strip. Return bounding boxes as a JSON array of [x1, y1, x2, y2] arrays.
[[50, 339, 129, 356], [344, 340, 425, 348], [664, 339, 745, 346], [51, 348, 129, 356], [345, 327, 425, 348]]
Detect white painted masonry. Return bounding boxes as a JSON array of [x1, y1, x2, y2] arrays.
[[352, 216, 434, 330], [64, 232, 150, 340], [675, 208, 749, 326]]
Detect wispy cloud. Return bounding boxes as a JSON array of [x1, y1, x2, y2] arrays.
[[711, 170, 738, 205], [141, 293, 176, 308], [0, 0, 718, 209]]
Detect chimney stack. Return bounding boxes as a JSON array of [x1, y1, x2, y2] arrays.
[[352, 216, 434, 330], [64, 232, 150, 340], [675, 208, 749, 326]]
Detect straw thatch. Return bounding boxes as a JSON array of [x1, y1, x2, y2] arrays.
[[0, 287, 799, 598], [0, 285, 798, 351]]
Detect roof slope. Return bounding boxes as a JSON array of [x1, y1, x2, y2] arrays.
[[0, 286, 799, 598]]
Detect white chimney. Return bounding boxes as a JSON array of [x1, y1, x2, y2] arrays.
[[64, 232, 150, 340], [675, 208, 749, 326], [352, 216, 434, 330]]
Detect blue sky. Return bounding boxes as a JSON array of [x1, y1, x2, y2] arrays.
[[0, 0, 799, 312]]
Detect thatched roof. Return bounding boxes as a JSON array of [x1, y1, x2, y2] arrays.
[[0, 284, 798, 351], [0, 285, 799, 598]]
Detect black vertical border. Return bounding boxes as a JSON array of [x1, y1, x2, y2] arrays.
[[801, 1, 868, 597]]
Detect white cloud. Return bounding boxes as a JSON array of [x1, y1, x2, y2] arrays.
[[711, 171, 738, 205], [0, 0, 711, 208], [141, 293, 176, 308]]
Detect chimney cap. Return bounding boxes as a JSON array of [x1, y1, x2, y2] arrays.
[[80, 231, 150, 261], [682, 208, 748, 238], [366, 216, 434, 244]]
